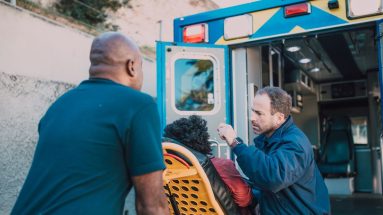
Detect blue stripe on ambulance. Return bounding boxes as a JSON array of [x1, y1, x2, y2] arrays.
[[208, 19, 224, 45], [251, 6, 347, 39]]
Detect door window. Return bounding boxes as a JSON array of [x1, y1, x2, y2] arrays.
[[351, 116, 368, 144], [172, 57, 220, 114]]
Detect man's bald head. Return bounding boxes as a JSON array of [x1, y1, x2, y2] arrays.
[[89, 32, 143, 90]]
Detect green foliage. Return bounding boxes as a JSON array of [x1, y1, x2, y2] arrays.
[[55, 0, 129, 26]]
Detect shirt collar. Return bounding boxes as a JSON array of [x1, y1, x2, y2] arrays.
[[80, 78, 125, 87], [256, 115, 293, 146]]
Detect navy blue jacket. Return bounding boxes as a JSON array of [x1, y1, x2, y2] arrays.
[[233, 116, 330, 215]]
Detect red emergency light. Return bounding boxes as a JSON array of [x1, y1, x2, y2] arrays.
[[183, 24, 208, 43], [284, 2, 311, 18]]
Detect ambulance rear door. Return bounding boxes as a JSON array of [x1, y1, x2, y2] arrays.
[[157, 42, 230, 158]]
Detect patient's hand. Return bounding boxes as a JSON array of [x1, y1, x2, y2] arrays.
[[217, 123, 236, 146]]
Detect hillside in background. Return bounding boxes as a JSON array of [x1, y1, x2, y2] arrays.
[[114, 0, 218, 48], [23, 0, 218, 58]]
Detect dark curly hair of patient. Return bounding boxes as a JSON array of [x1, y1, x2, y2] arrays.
[[163, 115, 212, 154]]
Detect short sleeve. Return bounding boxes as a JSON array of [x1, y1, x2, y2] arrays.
[[125, 102, 165, 176]]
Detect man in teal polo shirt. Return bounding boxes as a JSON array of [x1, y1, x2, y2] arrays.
[[12, 32, 169, 215]]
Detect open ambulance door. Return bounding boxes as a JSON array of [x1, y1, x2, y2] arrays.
[[156, 42, 231, 158]]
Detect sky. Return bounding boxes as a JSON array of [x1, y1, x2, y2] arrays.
[[212, 0, 257, 8]]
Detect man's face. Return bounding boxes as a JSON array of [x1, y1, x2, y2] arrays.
[[250, 94, 282, 137]]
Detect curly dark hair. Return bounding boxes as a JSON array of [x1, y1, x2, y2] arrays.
[[163, 115, 212, 154]]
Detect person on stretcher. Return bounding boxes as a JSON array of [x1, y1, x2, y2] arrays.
[[163, 115, 255, 215]]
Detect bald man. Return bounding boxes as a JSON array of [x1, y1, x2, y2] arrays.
[[12, 32, 169, 215]]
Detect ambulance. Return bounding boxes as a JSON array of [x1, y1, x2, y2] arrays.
[[156, 0, 383, 197]]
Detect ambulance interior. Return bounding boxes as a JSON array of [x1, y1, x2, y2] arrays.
[[242, 25, 382, 195]]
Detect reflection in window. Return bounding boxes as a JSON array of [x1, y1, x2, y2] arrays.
[[351, 117, 368, 144], [174, 59, 215, 111]]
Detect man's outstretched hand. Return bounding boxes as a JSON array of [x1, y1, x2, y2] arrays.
[[217, 123, 236, 146]]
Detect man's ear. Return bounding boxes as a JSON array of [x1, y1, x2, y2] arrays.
[[276, 112, 285, 125], [125, 59, 136, 78]]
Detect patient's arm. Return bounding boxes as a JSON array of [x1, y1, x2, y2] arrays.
[[211, 157, 253, 207]]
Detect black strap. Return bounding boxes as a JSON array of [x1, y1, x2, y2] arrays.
[[165, 184, 180, 215]]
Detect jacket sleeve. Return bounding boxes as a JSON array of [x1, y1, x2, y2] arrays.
[[213, 159, 253, 207], [233, 140, 307, 193]]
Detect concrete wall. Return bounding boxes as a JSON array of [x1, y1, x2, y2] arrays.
[[0, 72, 75, 213], [0, 2, 152, 213]]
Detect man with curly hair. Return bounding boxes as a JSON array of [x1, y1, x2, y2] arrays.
[[164, 115, 254, 215]]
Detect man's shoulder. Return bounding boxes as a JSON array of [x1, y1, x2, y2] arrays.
[[71, 80, 156, 115], [97, 82, 155, 107], [284, 123, 308, 139], [282, 124, 312, 150], [104, 82, 152, 99], [122, 89, 154, 105], [79, 79, 153, 102]]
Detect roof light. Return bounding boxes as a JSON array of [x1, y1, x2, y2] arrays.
[[286, 46, 301, 52], [310, 67, 320, 73], [347, 0, 383, 19], [284, 3, 311, 18], [299, 58, 311, 64], [224, 14, 253, 40], [183, 24, 208, 43]]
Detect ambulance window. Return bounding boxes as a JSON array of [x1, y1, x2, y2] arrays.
[[351, 116, 368, 145], [174, 58, 215, 112]]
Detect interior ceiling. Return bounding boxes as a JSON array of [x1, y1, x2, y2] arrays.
[[343, 29, 378, 74], [282, 27, 378, 83]]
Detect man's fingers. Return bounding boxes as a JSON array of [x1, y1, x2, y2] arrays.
[[218, 123, 234, 142]]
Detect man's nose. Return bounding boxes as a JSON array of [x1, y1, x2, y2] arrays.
[[250, 112, 256, 122]]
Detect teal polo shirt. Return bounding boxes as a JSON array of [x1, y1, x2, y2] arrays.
[[12, 78, 165, 215]]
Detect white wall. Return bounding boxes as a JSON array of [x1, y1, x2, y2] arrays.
[[0, 1, 156, 95], [0, 2, 92, 84]]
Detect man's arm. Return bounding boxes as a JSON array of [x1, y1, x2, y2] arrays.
[[217, 123, 308, 193], [132, 170, 170, 215], [233, 142, 307, 193]]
